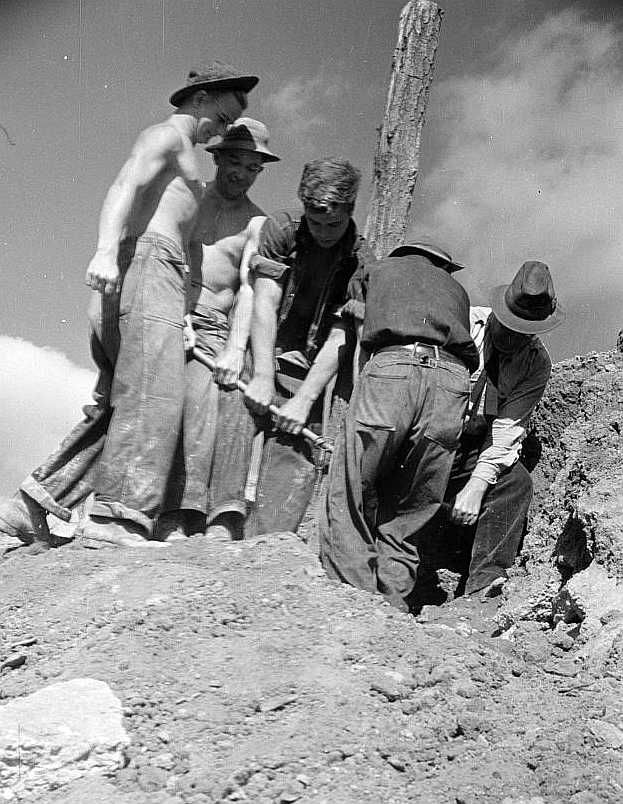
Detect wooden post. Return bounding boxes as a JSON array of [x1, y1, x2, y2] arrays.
[[364, 0, 444, 258]]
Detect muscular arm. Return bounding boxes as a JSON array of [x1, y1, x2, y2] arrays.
[[213, 216, 267, 387], [244, 275, 283, 413], [85, 125, 181, 295], [274, 323, 346, 434]]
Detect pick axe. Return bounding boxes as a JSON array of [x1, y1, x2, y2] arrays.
[[191, 348, 334, 453]]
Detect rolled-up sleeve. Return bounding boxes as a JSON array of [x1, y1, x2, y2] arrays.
[[339, 240, 374, 321], [472, 345, 551, 484], [250, 213, 295, 282], [471, 417, 527, 484]]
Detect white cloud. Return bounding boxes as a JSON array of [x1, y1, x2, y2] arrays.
[[413, 8, 623, 326], [0, 337, 96, 496], [265, 72, 348, 142]]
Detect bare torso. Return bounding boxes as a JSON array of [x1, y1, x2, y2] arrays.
[[125, 120, 205, 249], [189, 181, 265, 316]]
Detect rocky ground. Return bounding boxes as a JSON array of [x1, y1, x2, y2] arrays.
[[1, 351, 623, 803]]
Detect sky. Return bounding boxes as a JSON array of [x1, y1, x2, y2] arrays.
[[1, 0, 622, 493]]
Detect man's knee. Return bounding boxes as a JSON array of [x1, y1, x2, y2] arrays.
[[496, 461, 532, 501]]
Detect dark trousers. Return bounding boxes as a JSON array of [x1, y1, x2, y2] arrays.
[[319, 347, 470, 611], [430, 434, 533, 595], [207, 377, 318, 535]]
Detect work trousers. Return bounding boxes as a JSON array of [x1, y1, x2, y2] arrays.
[[208, 370, 320, 535], [319, 346, 470, 611], [90, 232, 188, 534], [431, 433, 533, 594], [19, 243, 132, 520], [162, 307, 228, 515]]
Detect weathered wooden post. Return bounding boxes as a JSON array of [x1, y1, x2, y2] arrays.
[[364, 0, 444, 258]]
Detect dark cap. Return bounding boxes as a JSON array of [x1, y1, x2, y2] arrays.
[[388, 241, 466, 272], [170, 61, 259, 107]]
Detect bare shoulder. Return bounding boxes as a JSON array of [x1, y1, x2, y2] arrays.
[[132, 120, 184, 156]]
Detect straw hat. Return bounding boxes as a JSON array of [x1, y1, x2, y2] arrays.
[[205, 118, 280, 162]]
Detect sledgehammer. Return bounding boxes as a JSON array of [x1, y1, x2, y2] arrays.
[[191, 347, 334, 453]]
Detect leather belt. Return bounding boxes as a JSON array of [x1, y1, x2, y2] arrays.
[[375, 341, 466, 368]]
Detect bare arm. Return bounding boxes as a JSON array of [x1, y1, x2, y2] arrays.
[[213, 216, 267, 387], [244, 275, 283, 413], [273, 323, 346, 434], [85, 125, 181, 295]]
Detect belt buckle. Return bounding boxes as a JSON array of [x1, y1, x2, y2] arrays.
[[414, 342, 439, 367]]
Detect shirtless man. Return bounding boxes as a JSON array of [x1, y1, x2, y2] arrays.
[[157, 120, 281, 540]]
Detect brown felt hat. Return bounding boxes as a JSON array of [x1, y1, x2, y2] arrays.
[[388, 240, 466, 272], [169, 61, 259, 107], [490, 261, 565, 334], [205, 117, 280, 162]]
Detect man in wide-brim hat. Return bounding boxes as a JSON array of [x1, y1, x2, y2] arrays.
[[428, 259, 565, 599], [154, 117, 281, 541]]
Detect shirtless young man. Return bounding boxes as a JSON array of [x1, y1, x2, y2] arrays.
[[157, 120, 281, 540], [73, 63, 258, 547]]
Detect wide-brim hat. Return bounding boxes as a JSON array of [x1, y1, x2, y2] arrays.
[[205, 117, 280, 162], [170, 61, 259, 107], [490, 260, 565, 334], [388, 241, 466, 272]]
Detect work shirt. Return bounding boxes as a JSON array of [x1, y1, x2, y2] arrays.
[[345, 253, 479, 373], [469, 306, 551, 485], [251, 210, 374, 367]]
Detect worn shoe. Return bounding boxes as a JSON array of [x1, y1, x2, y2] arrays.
[[204, 512, 244, 542], [153, 512, 187, 542], [0, 493, 50, 545], [154, 510, 207, 542], [78, 516, 166, 549]]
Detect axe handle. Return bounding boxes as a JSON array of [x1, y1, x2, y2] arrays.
[[191, 347, 333, 453]]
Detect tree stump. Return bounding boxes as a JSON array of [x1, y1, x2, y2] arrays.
[[364, 0, 444, 259]]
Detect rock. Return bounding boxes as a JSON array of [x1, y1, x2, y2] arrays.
[[543, 659, 580, 677], [369, 673, 407, 701], [45, 777, 136, 803], [0, 678, 129, 799], [257, 695, 298, 713], [153, 751, 175, 770], [0, 654, 26, 672], [9, 636, 37, 650], [588, 720, 623, 749], [553, 564, 623, 626], [382, 754, 405, 771]]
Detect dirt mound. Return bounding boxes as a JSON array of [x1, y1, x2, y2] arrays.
[[493, 351, 623, 648], [0, 533, 621, 803], [0, 352, 622, 803]]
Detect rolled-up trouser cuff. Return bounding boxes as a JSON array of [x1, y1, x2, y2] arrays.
[[90, 500, 153, 536], [206, 500, 246, 526], [20, 475, 72, 522]]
